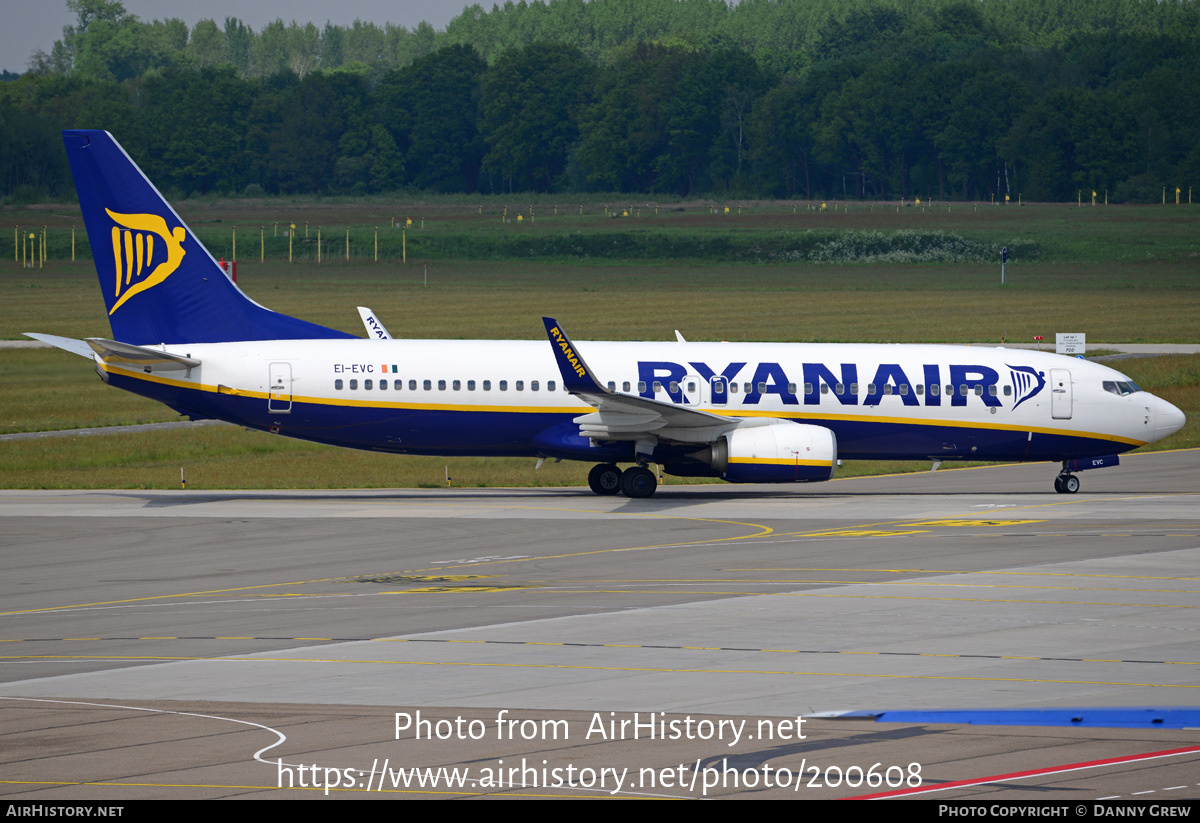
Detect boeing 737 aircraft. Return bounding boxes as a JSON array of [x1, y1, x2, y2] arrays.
[[28, 131, 1186, 497]]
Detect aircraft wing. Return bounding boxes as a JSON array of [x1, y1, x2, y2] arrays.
[[542, 317, 737, 443]]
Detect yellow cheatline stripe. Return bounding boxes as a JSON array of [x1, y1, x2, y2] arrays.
[[1, 655, 1192, 689], [100, 364, 1146, 444], [101, 363, 587, 415], [727, 457, 831, 466], [710, 407, 1147, 446]]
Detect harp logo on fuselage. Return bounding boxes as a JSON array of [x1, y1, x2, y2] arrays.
[[1008, 364, 1047, 410], [106, 208, 186, 315]]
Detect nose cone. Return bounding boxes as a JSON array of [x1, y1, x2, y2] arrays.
[[1152, 395, 1186, 442]]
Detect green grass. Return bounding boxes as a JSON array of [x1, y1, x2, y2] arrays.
[[4, 258, 1200, 345]]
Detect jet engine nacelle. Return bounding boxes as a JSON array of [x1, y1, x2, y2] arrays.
[[715, 422, 837, 483]]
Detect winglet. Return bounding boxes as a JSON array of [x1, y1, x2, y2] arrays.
[[542, 317, 606, 395], [357, 306, 392, 340]]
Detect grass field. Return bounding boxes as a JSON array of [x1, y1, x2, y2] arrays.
[[1, 198, 1196, 489]]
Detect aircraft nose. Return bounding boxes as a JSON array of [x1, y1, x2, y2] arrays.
[[1152, 395, 1186, 441]]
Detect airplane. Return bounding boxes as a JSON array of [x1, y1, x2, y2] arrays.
[[26, 130, 1186, 498]]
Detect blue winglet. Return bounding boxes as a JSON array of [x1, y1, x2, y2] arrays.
[[542, 317, 606, 395]]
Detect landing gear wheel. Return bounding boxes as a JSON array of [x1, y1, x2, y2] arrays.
[[1054, 474, 1079, 494], [587, 464, 622, 495], [619, 466, 658, 498]]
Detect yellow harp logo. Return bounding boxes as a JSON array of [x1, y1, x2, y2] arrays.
[[106, 208, 186, 315]]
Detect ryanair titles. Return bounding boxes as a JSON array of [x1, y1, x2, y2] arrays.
[[549, 326, 587, 378], [638, 360, 1045, 409]]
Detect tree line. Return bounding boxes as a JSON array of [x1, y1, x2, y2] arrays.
[[2, 0, 1198, 203]]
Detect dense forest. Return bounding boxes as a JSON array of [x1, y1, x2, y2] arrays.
[[2, 0, 1198, 202]]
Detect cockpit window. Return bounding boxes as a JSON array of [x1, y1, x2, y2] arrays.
[[1103, 381, 1140, 396]]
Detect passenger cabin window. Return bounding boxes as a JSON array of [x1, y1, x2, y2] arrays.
[[821, 384, 829, 395], [1003, 385, 1011, 396], [380, 379, 388, 390], [850, 382, 859, 395], [607, 381, 616, 391], [930, 384, 940, 396], [335, 379, 343, 390], [452, 380, 461, 391], [499, 380, 507, 391], [516, 380, 524, 391], [623, 381, 631, 392], [638, 381, 647, 392], [423, 380, 431, 391], [729, 382, 738, 393], [531, 380, 540, 391], [548, 380, 556, 392], [835, 383, 845, 395], [409, 380, 417, 391], [349, 379, 358, 390], [899, 384, 909, 396], [787, 383, 797, 394], [883, 384, 893, 395], [916, 384, 924, 396], [653, 381, 662, 392], [468, 380, 476, 391], [482, 380, 490, 391], [365, 379, 373, 390], [438, 380, 446, 391], [804, 382, 814, 395]]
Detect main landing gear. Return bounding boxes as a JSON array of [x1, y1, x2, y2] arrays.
[[1053, 471, 1080, 494], [587, 464, 657, 498]]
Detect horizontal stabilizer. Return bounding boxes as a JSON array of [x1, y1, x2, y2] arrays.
[[85, 338, 201, 371], [23, 333, 95, 358]]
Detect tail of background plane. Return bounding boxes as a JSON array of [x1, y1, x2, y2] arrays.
[[62, 130, 354, 345]]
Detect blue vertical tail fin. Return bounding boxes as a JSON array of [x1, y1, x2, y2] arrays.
[[62, 130, 354, 345]]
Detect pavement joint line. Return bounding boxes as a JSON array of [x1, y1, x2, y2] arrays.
[[0, 655, 1194, 689], [3, 637, 1199, 667]]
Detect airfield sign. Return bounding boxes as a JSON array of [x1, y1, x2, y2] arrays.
[[1056, 333, 1086, 355]]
